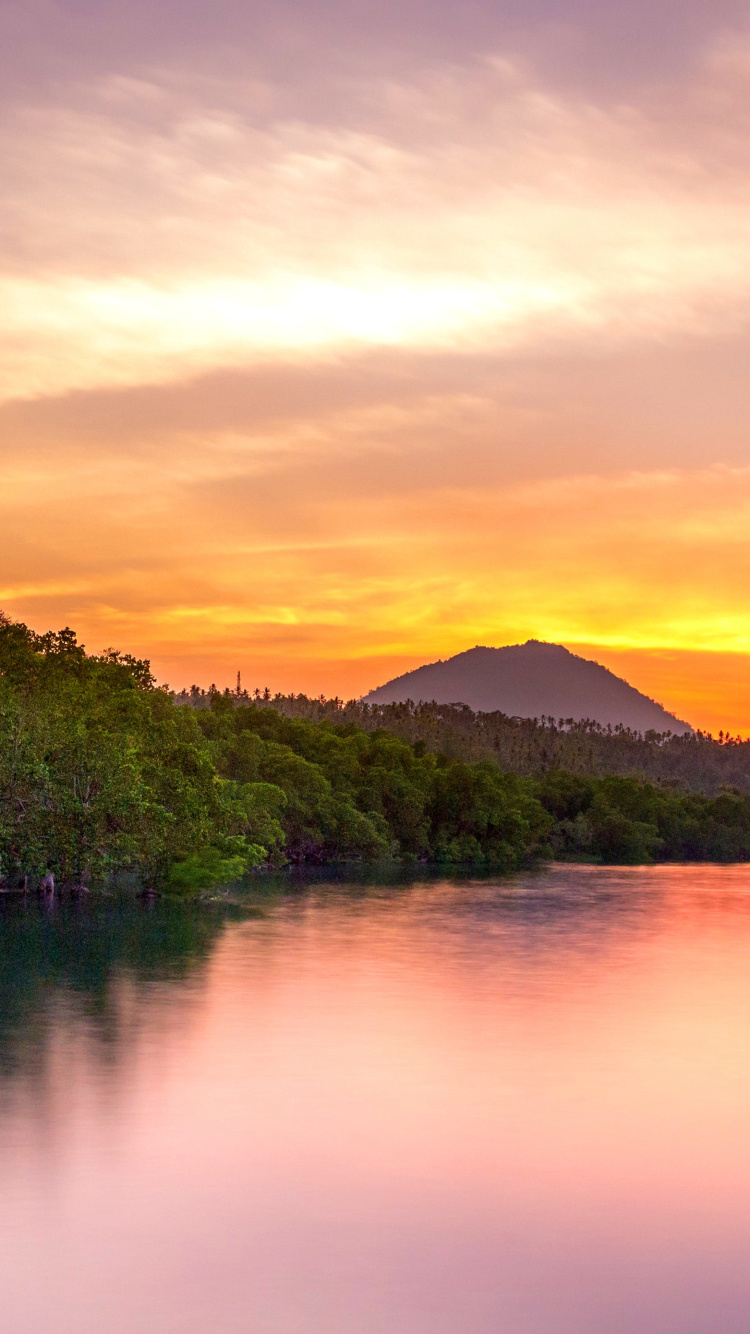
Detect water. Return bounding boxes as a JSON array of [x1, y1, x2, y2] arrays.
[[2, 864, 750, 1333]]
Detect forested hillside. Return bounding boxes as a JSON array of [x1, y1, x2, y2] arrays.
[[3, 615, 750, 893], [177, 688, 750, 795], [0, 615, 548, 888]]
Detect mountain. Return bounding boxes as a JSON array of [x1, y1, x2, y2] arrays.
[[364, 641, 693, 734]]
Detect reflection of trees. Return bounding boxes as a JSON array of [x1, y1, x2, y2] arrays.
[[0, 868, 687, 1100], [0, 895, 242, 1084]]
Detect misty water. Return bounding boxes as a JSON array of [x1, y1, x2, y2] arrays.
[[3, 865, 750, 1334]]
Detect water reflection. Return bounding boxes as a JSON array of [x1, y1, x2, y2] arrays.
[[0, 893, 244, 1084], [2, 866, 750, 1334]]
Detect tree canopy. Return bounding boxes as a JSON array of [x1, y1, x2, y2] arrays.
[[3, 615, 750, 892]]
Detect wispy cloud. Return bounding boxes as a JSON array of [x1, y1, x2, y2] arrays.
[[5, 18, 750, 728], [5, 40, 750, 399]]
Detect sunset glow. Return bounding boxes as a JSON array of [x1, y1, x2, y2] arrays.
[[4, 2, 750, 729]]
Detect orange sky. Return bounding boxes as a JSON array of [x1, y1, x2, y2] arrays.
[[3, 4, 750, 733]]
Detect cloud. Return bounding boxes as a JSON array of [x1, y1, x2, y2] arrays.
[[4, 39, 750, 399], [4, 451, 750, 665], [5, 19, 750, 728]]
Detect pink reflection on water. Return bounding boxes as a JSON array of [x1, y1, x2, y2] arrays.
[[2, 865, 750, 1332]]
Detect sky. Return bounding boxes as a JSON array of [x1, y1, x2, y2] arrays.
[[3, 0, 750, 731]]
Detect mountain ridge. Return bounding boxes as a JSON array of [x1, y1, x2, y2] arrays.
[[364, 640, 693, 734]]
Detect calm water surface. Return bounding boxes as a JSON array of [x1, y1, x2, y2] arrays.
[[2, 864, 750, 1333]]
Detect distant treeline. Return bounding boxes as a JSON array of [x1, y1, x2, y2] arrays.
[[176, 687, 750, 795], [3, 615, 750, 893]]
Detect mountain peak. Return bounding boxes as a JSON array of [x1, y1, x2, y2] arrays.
[[364, 642, 692, 734]]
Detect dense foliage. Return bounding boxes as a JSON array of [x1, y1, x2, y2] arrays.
[[173, 689, 750, 795], [0, 616, 548, 889], [536, 770, 750, 864], [4, 616, 750, 892]]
